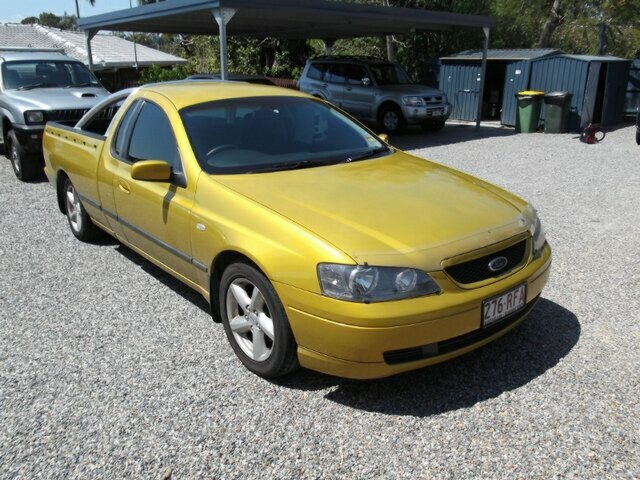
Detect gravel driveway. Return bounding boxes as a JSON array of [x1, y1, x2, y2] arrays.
[[1, 124, 638, 479]]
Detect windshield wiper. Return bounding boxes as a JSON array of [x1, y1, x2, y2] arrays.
[[18, 82, 59, 90], [345, 146, 391, 163], [247, 159, 335, 174]]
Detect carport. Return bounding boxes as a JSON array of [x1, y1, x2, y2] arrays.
[[77, 0, 495, 126]]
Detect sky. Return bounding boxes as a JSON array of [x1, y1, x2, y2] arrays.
[[0, 0, 135, 23]]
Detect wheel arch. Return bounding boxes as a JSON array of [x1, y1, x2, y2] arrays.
[[376, 100, 403, 121], [209, 250, 266, 323], [55, 170, 70, 214]]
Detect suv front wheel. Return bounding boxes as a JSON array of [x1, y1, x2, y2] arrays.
[[6, 129, 40, 181], [378, 104, 406, 134]]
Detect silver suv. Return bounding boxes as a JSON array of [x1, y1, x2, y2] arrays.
[[0, 51, 109, 181], [298, 56, 450, 134]]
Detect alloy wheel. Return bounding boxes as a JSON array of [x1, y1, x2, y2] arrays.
[[225, 278, 275, 362], [65, 183, 83, 233]]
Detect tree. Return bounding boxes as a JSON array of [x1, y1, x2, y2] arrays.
[[21, 12, 77, 30], [539, 0, 563, 47]]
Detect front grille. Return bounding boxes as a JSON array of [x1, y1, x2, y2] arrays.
[[423, 95, 443, 104], [48, 109, 90, 124], [383, 295, 539, 365], [445, 240, 527, 284]]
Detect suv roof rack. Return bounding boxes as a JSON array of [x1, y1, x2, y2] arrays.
[[312, 55, 389, 63]]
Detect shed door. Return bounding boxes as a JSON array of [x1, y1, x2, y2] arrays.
[[501, 61, 529, 126], [582, 62, 601, 128], [602, 62, 631, 126], [440, 63, 482, 121]]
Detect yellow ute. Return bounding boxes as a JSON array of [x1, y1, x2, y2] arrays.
[[43, 81, 551, 379]]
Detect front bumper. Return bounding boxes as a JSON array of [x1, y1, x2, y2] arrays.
[[402, 103, 451, 124], [275, 243, 551, 379], [13, 125, 45, 154]]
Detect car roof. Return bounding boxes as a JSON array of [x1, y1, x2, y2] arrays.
[[140, 80, 310, 110], [0, 51, 80, 63]]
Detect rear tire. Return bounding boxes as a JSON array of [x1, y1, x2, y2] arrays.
[[219, 262, 299, 378], [378, 104, 406, 134], [63, 177, 101, 242], [6, 129, 40, 181]]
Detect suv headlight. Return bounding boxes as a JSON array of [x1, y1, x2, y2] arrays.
[[318, 264, 441, 302], [24, 110, 45, 124], [402, 96, 425, 107], [527, 205, 547, 257]]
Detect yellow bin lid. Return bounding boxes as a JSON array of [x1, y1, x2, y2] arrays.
[[517, 90, 544, 96]]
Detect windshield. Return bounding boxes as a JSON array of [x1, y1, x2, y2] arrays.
[[1, 60, 101, 90], [181, 96, 390, 174], [369, 63, 414, 86]]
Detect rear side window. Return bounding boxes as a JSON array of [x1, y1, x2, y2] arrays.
[[128, 102, 182, 173], [307, 63, 327, 81], [325, 64, 346, 84], [113, 100, 140, 157]]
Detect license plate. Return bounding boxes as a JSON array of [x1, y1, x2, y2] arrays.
[[482, 284, 527, 327], [429, 109, 443, 117]]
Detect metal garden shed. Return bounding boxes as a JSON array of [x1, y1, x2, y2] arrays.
[[529, 54, 631, 130], [439, 48, 561, 126]]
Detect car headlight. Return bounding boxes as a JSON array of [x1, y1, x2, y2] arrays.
[[24, 110, 45, 124], [317, 264, 441, 302], [527, 205, 547, 257], [402, 96, 425, 107]]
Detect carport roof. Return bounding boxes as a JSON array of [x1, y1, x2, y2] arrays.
[[77, 0, 495, 38]]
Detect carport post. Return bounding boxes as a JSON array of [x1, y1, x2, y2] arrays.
[[85, 30, 97, 73], [476, 27, 490, 129], [213, 8, 237, 81], [323, 39, 335, 56]]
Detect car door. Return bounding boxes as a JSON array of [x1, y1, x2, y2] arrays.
[[109, 97, 199, 283], [324, 64, 347, 108], [342, 64, 375, 119]]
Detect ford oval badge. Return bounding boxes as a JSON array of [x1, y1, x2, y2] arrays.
[[488, 256, 508, 272]]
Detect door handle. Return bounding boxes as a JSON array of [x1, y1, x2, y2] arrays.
[[118, 180, 130, 194], [346, 86, 352, 91]]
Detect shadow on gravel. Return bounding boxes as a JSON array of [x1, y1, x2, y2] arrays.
[[114, 244, 211, 314], [278, 299, 580, 416], [390, 124, 516, 152]]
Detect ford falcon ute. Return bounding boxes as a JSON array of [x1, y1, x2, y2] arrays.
[[42, 81, 551, 379]]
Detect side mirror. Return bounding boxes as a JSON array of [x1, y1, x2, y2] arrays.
[[131, 160, 172, 182], [378, 133, 389, 143], [362, 77, 371, 87]]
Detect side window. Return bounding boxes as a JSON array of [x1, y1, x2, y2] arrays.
[[128, 102, 182, 173], [345, 65, 368, 85], [325, 64, 346, 84], [113, 100, 140, 157], [307, 62, 326, 81]]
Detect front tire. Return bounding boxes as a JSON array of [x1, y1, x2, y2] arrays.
[[219, 262, 298, 378], [378, 104, 406, 134], [63, 177, 101, 242], [6, 129, 40, 181]]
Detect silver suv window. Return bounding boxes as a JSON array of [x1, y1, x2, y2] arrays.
[[1, 60, 101, 90]]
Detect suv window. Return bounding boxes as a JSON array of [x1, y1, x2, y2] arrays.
[[344, 65, 369, 85], [325, 64, 346, 84], [128, 102, 182, 173], [307, 62, 327, 81], [1, 60, 101, 90]]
